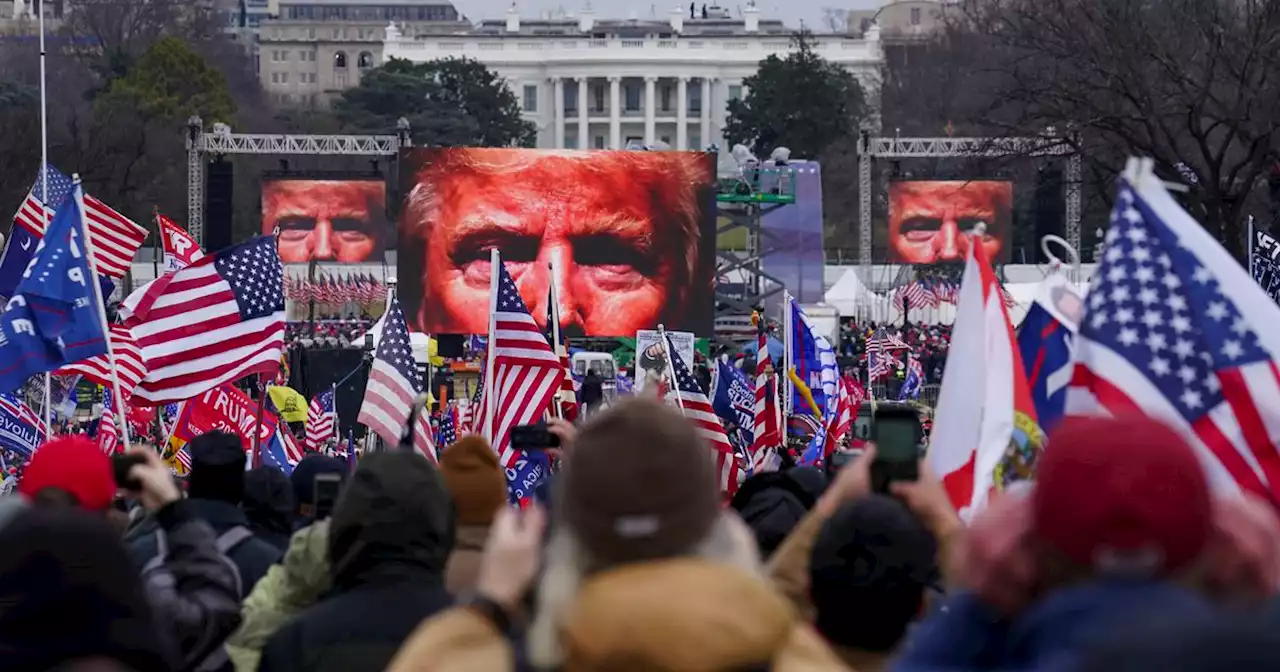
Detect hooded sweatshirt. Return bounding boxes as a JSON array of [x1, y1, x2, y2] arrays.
[[257, 451, 456, 672]]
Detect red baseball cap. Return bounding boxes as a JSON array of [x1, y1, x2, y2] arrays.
[[18, 436, 117, 512], [1033, 415, 1211, 577]]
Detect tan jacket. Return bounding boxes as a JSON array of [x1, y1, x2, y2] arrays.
[[388, 558, 852, 672], [444, 525, 488, 595]]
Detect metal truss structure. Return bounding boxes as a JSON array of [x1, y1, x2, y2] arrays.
[[715, 201, 794, 317], [185, 116, 410, 245], [856, 132, 1083, 274]]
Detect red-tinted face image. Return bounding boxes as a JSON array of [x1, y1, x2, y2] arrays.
[[888, 181, 1012, 263], [262, 180, 387, 263], [399, 149, 716, 337]]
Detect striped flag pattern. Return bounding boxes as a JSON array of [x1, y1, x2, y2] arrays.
[[56, 324, 146, 402], [119, 236, 285, 405], [99, 389, 119, 455], [15, 166, 146, 278], [305, 388, 336, 452], [486, 258, 564, 468], [665, 333, 740, 497], [750, 314, 781, 466], [357, 292, 436, 462]]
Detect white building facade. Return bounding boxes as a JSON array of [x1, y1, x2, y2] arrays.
[[381, 7, 883, 151]]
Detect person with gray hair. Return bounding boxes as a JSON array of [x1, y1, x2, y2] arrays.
[[398, 148, 716, 338]]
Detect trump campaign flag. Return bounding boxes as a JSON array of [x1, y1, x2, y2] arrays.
[[713, 356, 754, 443], [1017, 274, 1083, 433], [0, 392, 45, 458], [157, 214, 205, 272], [0, 183, 110, 394], [930, 231, 1045, 519], [1068, 159, 1280, 503]]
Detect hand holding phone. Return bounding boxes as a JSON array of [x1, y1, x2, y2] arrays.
[[869, 407, 923, 494], [112, 453, 148, 492], [511, 423, 562, 451]]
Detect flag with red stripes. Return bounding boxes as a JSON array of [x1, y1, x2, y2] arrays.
[[750, 315, 781, 468], [485, 258, 563, 468], [664, 333, 740, 497], [55, 324, 145, 402], [356, 292, 436, 463], [118, 236, 285, 405], [99, 389, 120, 455]]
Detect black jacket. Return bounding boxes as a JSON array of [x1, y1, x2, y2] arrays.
[[258, 451, 456, 672], [129, 498, 283, 598]]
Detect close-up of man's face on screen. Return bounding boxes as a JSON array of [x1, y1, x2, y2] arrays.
[[397, 148, 717, 337], [261, 179, 388, 263], [888, 181, 1013, 263]]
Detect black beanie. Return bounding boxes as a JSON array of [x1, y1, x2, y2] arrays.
[[187, 431, 247, 504]]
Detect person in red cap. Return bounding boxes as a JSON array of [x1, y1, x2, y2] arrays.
[[893, 414, 1234, 671], [18, 436, 118, 511]]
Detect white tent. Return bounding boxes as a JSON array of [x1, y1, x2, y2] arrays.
[[824, 269, 893, 317]]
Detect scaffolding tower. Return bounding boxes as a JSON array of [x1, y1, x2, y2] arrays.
[[715, 165, 798, 319]]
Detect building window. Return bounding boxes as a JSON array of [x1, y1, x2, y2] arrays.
[[523, 84, 538, 112], [308, 27, 316, 39], [565, 80, 578, 114], [270, 72, 280, 84], [280, 73, 289, 84], [358, 52, 374, 69], [594, 136, 606, 150], [280, 50, 289, 62], [336, 71, 348, 88], [660, 135, 670, 145], [334, 51, 348, 69], [910, 7, 921, 25], [689, 84, 702, 114], [690, 130, 701, 150], [660, 86, 672, 112], [565, 133, 578, 149], [624, 83, 640, 111], [728, 84, 743, 101], [592, 85, 605, 113]]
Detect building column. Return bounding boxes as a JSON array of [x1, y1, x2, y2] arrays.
[[643, 76, 657, 146], [676, 77, 688, 150], [609, 76, 621, 149], [700, 77, 712, 151], [552, 77, 565, 149], [577, 76, 589, 149]]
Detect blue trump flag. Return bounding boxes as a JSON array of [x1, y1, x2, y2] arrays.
[[1016, 275, 1081, 433], [713, 357, 754, 442], [506, 449, 549, 505], [0, 184, 108, 393], [0, 392, 45, 458], [787, 298, 838, 421]]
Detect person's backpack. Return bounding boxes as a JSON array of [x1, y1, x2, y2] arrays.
[[142, 525, 253, 671]]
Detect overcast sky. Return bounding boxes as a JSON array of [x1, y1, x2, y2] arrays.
[[451, 0, 885, 33]]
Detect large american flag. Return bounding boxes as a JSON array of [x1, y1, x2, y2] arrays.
[[14, 165, 146, 278], [666, 333, 741, 497], [56, 324, 145, 402], [438, 410, 457, 448], [485, 258, 563, 468], [305, 388, 336, 452], [1067, 175, 1280, 503], [119, 236, 285, 405], [356, 294, 435, 462], [99, 389, 120, 455]]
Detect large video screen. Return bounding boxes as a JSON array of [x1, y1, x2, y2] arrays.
[[888, 180, 1013, 263], [397, 148, 718, 337], [261, 179, 389, 263]]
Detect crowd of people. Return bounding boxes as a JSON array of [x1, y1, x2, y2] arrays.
[[5, 395, 1280, 671]]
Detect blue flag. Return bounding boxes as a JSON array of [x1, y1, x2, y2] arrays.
[[505, 449, 548, 504], [713, 358, 754, 440], [0, 185, 108, 393], [1016, 275, 1081, 433], [787, 299, 839, 421], [259, 429, 296, 476], [0, 393, 45, 458]]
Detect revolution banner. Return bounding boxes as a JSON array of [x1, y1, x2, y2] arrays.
[[170, 384, 279, 454]]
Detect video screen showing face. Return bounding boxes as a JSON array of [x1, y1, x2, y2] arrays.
[[261, 179, 388, 263], [888, 181, 1013, 263], [398, 148, 717, 338]]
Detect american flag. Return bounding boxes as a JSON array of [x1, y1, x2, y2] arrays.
[[1068, 174, 1280, 503], [485, 257, 564, 468], [305, 388, 336, 452], [665, 334, 740, 497], [56, 324, 145, 402], [823, 378, 855, 458], [750, 313, 781, 465], [934, 280, 960, 305], [897, 280, 938, 311], [14, 165, 146, 278], [356, 293, 435, 462], [174, 445, 192, 472], [438, 411, 457, 448], [463, 379, 483, 434], [99, 389, 119, 455], [119, 236, 285, 405]]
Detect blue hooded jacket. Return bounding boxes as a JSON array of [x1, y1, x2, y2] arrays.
[[892, 580, 1220, 672]]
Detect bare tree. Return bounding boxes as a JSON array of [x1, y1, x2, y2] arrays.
[[951, 0, 1280, 256]]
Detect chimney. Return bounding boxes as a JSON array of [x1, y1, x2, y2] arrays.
[[669, 6, 684, 32], [506, 3, 520, 32], [743, 3, 759, 32], [579, 7, 594, 31]]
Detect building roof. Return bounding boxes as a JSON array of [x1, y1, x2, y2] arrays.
[[469, 17, 793, 37]]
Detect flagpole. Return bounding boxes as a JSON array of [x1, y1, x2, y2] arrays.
[[72, 178, 131, 451], [37, 0, 53, 436], [548, 260, 563, 420], [483, 248, 499, 443], [656, 324, 684, 412], [1248, 215, 1256, 279], [782, 291, 793, 418], [330, 382, 338, 441]]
